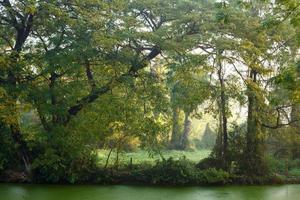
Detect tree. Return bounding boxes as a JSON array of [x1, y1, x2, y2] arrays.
[[199, 123, 217, 149], [167, 55, 211, 150]]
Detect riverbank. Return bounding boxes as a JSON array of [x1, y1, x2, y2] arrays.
[[1, 165, 300, 186], [2, 153, 300, 186]]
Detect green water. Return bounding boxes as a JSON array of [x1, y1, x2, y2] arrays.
[[1, 184, 299, 200]]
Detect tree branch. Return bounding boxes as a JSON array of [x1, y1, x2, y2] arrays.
[[66, 46, 161, 123], [262, 120, 298, 129], [0, 0, 20, 29], [84, 59, 97, 91], [261, 104, 298, 129]]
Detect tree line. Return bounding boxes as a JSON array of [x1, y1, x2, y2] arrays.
[[0, 0, 299, 181]]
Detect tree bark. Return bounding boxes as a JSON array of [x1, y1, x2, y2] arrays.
[[84, 59, 97, 92], [290, 103, 300, 158], [7, 71, 32, 175], [104, 147, 113, 169], [170, 106, 181, 148], [244, 69, 265, 175], [291, 103, 300, 133], [49, 72, 58, 125], [217, 54, 228, 169], [1, 3, 35, 174]]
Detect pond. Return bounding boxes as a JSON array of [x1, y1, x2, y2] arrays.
[[0, 184, 299, 200]]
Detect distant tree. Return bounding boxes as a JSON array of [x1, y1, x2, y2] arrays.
[[199, 123, 217, 149]]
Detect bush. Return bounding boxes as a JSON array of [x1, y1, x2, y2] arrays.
[[30, 124, 100, 183], [289, 159, 300, 169], [32, 147, 98, 183], [266, 157, 300, 175], [199, 168, 231, 184], [0, 123, 19, 172], [289, 168, 300, 176], [196, 157, 223, 170], [128, 157, 231, 185], [142, 157, 199, 185], [32, 148, 66, 183], [266, 156, 286, 174]]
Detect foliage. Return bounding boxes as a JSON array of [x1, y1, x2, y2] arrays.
[[132, 157, 231, 185], [0, 122, 19, 172], [143, 157, 201, 184], [198, 168, 231, 185], [32, 147, 98, 183], [289, 168, 300, 177], [0, 0, 299, 184], [266, 156, 287, 174]]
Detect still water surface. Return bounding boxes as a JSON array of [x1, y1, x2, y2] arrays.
[[0, 183, 299, 200]]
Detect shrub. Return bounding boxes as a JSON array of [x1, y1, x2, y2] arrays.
[[32, 147, 97, 183], [266, 156, 286, 174], [289, 159, 300, 169], [32, 148, 67, 183], [196, 157, 223, 170], [289, 168, 300, 176], [199, 168, 231, 184], [142, 157, 199, 185], [129, 157, 231, 185], [0, 123, 19, 172]]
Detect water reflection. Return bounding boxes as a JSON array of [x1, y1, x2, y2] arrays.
[[0, 184, 299, 200]]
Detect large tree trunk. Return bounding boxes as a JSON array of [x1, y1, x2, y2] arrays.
[[49, 72, 58, 125], [291, 63, 300, 159], [213, 107, 224, 159], [170, 107, 181, 148], [291, 103, 300, 133], [217, 55, 228, 169], [10, 123, 32, 175], [1, 6, 35, 175], [211, 50, 229, 169], [244, 70, 265, 175], [220, 89, 228, 168], [7, 72, 32, 176], [290, 103, 300, 159]]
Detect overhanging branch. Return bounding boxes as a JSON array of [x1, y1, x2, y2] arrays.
[[65, 46, 161, 123]]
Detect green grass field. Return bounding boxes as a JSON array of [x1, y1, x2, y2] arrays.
[[97, 149, 211, 167]]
